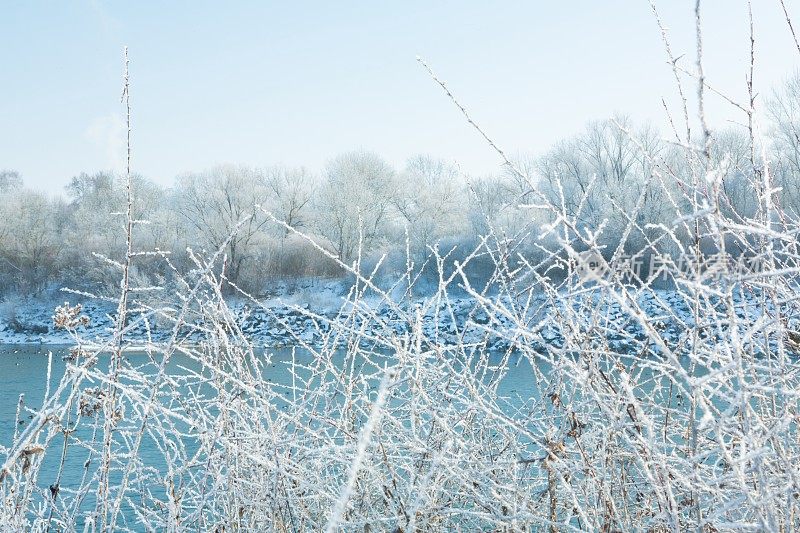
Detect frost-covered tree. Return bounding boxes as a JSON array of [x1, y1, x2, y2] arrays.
[[465, 175, 518, 237], [536, 115, 668, 251], [0, 173, 67, 292], [175, 165, 272, 288], [0, 190, 65, 292], [392, 155, 465, 263], [60, 172, 170, 291], [314, 151, 397, 262], [709, 128, 759, 219], [0, 172, 21, 245], [64, 173, 127, 262], [0, 170, 22, 193], [262, 166, 315, 235], [767, 73, 800, 215]]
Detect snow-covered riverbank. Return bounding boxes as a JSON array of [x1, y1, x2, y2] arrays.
[[0, 288, 750, 354]]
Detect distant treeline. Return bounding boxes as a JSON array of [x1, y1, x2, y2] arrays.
[[4, 73, 800, 297]]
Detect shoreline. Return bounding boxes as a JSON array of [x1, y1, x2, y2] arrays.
[[0, 289, 713, 352]]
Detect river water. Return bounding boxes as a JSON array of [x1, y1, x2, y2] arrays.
[[0, 343, 542, 529], [0, 344, 540, 444]]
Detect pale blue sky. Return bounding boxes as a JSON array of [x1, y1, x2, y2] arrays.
[[1, 1, 799, 190]]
